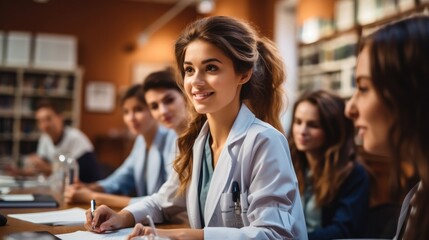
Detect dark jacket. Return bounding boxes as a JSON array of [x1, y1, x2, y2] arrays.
[[309, 163, 370, 240]]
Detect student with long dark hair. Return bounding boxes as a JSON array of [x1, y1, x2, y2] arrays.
[[289, 90, 369, 239], [345, 15, 429, 240]]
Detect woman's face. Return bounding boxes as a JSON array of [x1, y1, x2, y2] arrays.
[[182, 40, 250, 116], [122, 97, 156, 136], [292, 101, 326, 155], [345, 46, 393, 156], [144, 88, 187, 133]]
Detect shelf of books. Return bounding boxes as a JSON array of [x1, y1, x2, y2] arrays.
[[297, 0, 429, 99], [0, 66, 82, 166]]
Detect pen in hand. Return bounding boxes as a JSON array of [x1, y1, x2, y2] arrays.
[[146, 215, 158, 236], [90, 199, 96, 230]]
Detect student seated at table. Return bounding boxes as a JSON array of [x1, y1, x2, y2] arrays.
[[64, 81, 180, 208], [85, 16, 307, 240], [289, 90, 370, 240], [6, 99, 102, 183], [345, 15, 429, 240]]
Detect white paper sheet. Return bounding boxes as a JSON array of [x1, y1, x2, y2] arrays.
[[56, 228, 133, 240], [0, 194, 34, 201], [7, 207, 86, 226]]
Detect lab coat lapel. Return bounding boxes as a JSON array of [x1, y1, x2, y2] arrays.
[[135, 136, 147, 196], [204, 104, 255, 226], [146, 128, 164, 195], [146, 147, 161, 194], [187, 123, 208, 229]]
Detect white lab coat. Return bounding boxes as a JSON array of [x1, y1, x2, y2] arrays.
[[99, 126, 177, 204], [125, 104, 307, 239]]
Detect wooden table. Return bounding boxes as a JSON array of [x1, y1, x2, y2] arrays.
[[0, 186, 189, 237]]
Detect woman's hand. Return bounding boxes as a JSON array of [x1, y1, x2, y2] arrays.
[[127, 223, 154, 239], [126, 225, 204, 240], [84, 205, 135, 233]]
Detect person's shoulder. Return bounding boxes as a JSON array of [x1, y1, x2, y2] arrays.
[[250, 118, 286, 140], [241, 119, 288, 149], [64, 126, 93, 147], [65, 126, 88, 138]]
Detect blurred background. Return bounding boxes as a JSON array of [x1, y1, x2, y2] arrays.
[[0, 0, 428, 205]]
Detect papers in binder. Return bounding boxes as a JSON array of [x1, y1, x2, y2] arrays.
[[8, 207, 86, 226]]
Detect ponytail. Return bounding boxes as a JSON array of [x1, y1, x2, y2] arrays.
[[243, 37, 286, 134]]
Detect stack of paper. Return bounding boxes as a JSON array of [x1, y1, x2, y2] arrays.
[[8, 207, 86, 226]]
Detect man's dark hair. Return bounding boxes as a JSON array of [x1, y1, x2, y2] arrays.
[[35, 99, 62, 115]]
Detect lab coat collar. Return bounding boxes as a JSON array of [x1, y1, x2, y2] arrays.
[[188, 104, 255, 228], [145, 126, 167, 195]]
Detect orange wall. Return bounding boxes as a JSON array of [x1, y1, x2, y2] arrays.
[[213, 0, 276, 39], [297, 0, 335, 26], [0, 0, 276, 142]]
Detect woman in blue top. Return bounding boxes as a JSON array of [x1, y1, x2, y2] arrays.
[[289, 90, 369, 240], [85, 16, 307, 240], [64, 75, 181, 208]]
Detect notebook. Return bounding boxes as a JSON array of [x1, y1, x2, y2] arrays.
[[0, 194, 58, 208]]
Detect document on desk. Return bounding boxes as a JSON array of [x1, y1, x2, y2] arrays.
[[56, 228, 133, 240], [8, 207, 86, 226]]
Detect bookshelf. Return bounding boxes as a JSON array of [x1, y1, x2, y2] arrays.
[[0, 66, 82, 166], [297, 1, 429, 98]]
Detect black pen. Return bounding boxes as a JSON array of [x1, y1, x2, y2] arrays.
[[232, 181, 241, 214], [90, 199, 96, 229]]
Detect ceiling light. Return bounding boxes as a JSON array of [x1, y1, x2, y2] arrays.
[[197, 0, 215, 14]]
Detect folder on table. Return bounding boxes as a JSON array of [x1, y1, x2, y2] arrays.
[[0, 194, 58, 208]]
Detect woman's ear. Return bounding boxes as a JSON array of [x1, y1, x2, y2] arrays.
[[238, 69, 253, 85]]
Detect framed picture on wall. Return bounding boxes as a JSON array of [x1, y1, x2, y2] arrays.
[[85, 81, 115, 112]]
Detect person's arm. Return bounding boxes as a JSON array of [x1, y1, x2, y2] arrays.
[[308, 164, 370, 240], [65, 182, 133, 208], [6, 154, 52, 177]]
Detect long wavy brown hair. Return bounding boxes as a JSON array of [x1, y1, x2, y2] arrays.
[[289, 90, 356, 206], [359, 15, 429, 240], [173, 16, 286, 195]]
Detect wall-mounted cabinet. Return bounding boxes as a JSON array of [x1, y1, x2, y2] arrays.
[[0, 66, 82, 166], [297, 1, 429, 98]]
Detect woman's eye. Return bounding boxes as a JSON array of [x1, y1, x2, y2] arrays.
[[357, 85, 368, 93], [184, 66, 194, 75], [206, 64, 218, 72], [164, 97, 174, 105], [149, 104, 158, 110]]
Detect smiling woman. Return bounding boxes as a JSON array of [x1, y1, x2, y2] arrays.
[[83, 16, 307, 240]]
